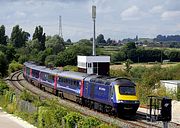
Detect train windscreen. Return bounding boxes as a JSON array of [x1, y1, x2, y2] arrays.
[[119, 86, 136, 95]]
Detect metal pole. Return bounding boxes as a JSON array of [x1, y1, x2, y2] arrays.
[[93, 18, 96, 56], [92, 5, 96, 56]]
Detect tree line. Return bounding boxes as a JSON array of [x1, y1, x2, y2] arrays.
[[111, 42, 180, 63], [1, 24, 180, 77], [154, 35, 180, 42]]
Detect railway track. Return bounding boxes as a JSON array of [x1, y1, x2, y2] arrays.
[[6, 71, 179, 128]]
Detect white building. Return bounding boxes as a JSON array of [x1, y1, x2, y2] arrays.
[[160, 80, 180, 93], [77, 56, 110, 75]]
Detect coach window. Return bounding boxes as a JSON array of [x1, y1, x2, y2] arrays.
[[63, 78, 65, 83]]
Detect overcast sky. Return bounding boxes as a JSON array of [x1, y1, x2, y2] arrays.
[[0, 0, 180, 41]]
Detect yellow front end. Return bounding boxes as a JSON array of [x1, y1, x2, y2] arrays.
[[114, 85, 140, 114], [114, 85, 138, 101]]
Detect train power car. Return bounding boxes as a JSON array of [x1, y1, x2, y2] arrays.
[[23, 62, 140, 115]]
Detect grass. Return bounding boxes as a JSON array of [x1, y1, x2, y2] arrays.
[[110, 62, 179, 70]]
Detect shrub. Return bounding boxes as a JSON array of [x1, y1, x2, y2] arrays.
[[63, 112, 82, 128], [63, 65, 78, 72], [0, 80, 9, 95], [110, 69, 130, 78], [8, 60, 22, 74], [78, 117, 101, 128], [20, 90, 38, 103]]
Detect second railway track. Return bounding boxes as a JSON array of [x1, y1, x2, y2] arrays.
[[6, 71, 179, 128]]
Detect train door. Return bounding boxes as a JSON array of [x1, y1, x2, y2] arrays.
[[84, 81, 89, 98], [90, 82, 95, 99]]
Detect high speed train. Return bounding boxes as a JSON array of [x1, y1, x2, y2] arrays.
[[23, 62, 140, 115]]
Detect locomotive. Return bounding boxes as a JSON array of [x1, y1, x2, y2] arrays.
[[23, 62, 140, 115]]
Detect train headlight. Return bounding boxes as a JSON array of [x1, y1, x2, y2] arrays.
[[135, 100, 140, 104], [118, 100, 124, 103]]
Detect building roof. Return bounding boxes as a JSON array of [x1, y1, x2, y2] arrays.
[[160, 80, 180, 85]]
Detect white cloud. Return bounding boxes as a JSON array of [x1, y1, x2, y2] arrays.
[[15, 11, 26, 18], [161, 11, 180, 20], [150, 5, 164, 14], [120, 5, 143, 20]]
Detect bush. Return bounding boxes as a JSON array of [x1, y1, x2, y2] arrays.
[[8, 60, 22, 74], [63, 112, 82, 128], [20, 90, 38, 103], [63, 65, 78, 72], [38, 106, 61, 128], [110, 69, 130, 78], [78, 117, 101, 128], [0, 80, 9, 95]]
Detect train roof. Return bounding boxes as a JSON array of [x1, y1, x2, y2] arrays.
[[57, 71, 89, 80], [24, 62, 63, 74]]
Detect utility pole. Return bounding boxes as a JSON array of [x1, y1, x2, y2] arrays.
[[92, 5, 96, 56], [59, 16, 63, 38]]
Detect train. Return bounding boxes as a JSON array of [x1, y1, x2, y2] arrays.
[[23, 62, 140, 116]]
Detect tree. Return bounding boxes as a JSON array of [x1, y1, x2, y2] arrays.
[[0, 25, 7, 45], [45, 35, 65, 54], [10, 25, 30, 48], [33, 26, 46, 51], [56, 40, 92, 66], [121, 42, 137, 61], [5, 44, 16, 63], [66, 39, 71, 44], [96, 34, 106, 45], [0, 51, 8, 77], [106, 38, 112, 45]]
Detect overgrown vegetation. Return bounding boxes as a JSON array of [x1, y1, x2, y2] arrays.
[[0, 80, 116, 128], [111, 62, 180, 103], [8, 60, 22, 74]]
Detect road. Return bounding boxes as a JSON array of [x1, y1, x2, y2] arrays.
[[0, 107, 35, 128]]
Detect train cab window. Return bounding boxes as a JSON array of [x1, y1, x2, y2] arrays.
[[119, 86, 135, 95]]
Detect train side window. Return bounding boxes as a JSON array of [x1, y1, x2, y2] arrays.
[[63, 78, 66, 83], [71, 80, 74, 85], [73, 80, 76, 85]]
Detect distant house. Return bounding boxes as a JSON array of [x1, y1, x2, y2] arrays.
[[160, 80, 180, 93]]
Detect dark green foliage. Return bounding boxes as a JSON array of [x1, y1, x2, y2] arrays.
[[66, 39, 72, 44], [97, 34, 106, 45], [45, 55, 58, 66], [45, 35, 65, 54], [0, 25, 8, 45], [0, 51, 8, 77], [5, 44, 16, 63], [55, 40, 92, 66], [37, 49, 53, 65], [18, 55, 29, 64], [32, 26, 46, 51], [10, 25, 30, 48], [8, 61, 22, 74], [111, 51, 126, 63], [0, 44, 7, 53]]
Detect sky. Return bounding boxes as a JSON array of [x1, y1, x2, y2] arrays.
[[0, 0, 180, 42]]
